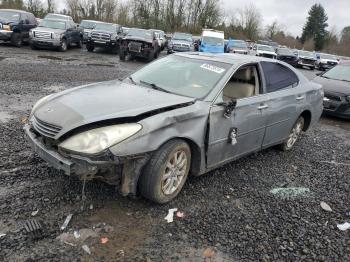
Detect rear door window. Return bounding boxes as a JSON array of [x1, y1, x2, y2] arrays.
[[260, 62, 299, 93]]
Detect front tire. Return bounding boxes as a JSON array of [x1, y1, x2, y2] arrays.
[[139, 140, 191, 204], [11, 32, 22, 47], [86, 44, 94, 52], [279, 116, 304, 151], [77, 38, 83, 48], [59, 39, 67, 52]]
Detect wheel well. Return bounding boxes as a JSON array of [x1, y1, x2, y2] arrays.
[[157, 137, 202, 176], [300, 110, 312, 131]]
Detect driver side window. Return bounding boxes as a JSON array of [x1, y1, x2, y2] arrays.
[[222, 65, 261, 101]]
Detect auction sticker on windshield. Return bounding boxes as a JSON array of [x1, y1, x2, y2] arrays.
[[200, 64, 225, 74]]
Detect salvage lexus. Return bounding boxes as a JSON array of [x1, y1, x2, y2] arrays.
[[25, 53, 323, 203]]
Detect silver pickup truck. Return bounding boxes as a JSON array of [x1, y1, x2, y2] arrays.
[[25, 53, 323, 203]]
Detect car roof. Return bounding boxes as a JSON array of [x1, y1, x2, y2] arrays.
[[0, 9, 29, 14], [174, 52, 280, 65], [46, 13, 70, 17], [40, 19, 67, 23], [81, 20, 101, 23]]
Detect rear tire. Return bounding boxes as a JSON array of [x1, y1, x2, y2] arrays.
[[86, 44, 94, 52], [147, 50, 155, 62], [11, 32, 22, 47], [139, 140, 191, 204], [279, 116, 304, 151], [30, 43, 37, 50], [119, 50, 126, 61]]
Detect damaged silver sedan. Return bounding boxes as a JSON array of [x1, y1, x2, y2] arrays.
[[25, 53, 323, 203]]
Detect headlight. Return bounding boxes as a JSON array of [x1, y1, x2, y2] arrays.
[[30, 95, 53, 116], [53, 33, 62, 39], [59, 124, 142, 155], [3, 25, 11, 31]]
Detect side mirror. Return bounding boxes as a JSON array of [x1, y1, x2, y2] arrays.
[[217, 99, 237, 118]]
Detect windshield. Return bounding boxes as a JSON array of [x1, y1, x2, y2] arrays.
[[202, 36, 224, 46], [230, 41, 247, 48], [80, 21, 96, 29], [299, 51, 315, 58], [39, 20, 66, 30], [127, 29, 153, 39], [258, 45, 275, 52], [129, 55, 230, 99], [321, 54, 337, 60], [278, 48, 293, 55], [94, 23, 117, 32], [322, 65, 350, 82], [0, 11, 20, 21], [172, 33, 192, 42]]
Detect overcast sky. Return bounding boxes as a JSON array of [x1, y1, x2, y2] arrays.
[[56, 0, 349, 36]]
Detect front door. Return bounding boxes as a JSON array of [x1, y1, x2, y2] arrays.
[[207, 64, 269, 168]]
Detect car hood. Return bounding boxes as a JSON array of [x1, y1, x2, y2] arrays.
[[33, 27, 66, 34], [313, 76, 350, 95], [299, 55, 316, 60], [33, 80, 195, 137], [124, 36, 153, 43], [171, 39, 191, 45], [0, 19, 18, 25], [258, 50, 276, 55]]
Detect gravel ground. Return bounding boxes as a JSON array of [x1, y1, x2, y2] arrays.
[[0, 45, 349, 262]]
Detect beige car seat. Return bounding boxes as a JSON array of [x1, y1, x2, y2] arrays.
[[223, 68, 255, 100]]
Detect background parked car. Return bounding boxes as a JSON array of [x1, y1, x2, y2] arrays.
[[167, 32, 193, 54], [152, 29, 167, 50], [30, 19, 82, 52], [316, 53, 339, 71], [295, 50, 317, 70], [79, 19, 101, 43], [313, 62, 350, 119], [226, 39, 248, 54], [119, 28, 160, 62], [199, 29, 225, 53], [0, 9, 37, 47], [276, 48, 298, 66], [252, 44, 277, 59], [86, 22, 122, 54]]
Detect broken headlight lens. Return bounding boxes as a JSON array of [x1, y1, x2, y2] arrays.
[[59, 124, 142, 155]]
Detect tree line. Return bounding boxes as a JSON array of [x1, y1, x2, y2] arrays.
[[1, 0, 349, 56]]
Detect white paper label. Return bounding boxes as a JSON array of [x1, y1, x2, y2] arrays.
[[200, 64, 225, 74]]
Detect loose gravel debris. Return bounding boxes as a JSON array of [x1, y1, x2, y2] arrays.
[[1, 46, 350, 261]]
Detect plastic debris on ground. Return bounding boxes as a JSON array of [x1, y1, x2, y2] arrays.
[[101, 237, 109, 244], [337, 222, 350, 231], [270, 187, 310, 198], [203, 247, 216, 259], [320, 201, 332, 212], [89, 204, 93, 210], [74, 230, 80, 239], [165, 208, 178, 223], [176, 211, 185, 218], [31, 210, 39, 217], [0, 233, 6, 238], [60, 214, 73, 231], [82, 244, 91, 255]]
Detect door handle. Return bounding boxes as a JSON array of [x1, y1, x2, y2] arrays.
[[296, 95, 305, 100], [258, 104, 268, 110]]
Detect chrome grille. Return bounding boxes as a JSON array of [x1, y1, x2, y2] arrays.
[[32, 117, 62, 138], [301, 59, 315, 65], [327, 61, 337, 66], [33, 31, 52, 40], [128, 41, 142, 52], [173, 43, 190, 51], [91, 32, 110, 42]]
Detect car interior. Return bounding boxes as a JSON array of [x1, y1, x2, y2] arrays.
[[222, 65, 260, 101]]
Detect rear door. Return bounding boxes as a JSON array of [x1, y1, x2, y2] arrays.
[[259, 61, 303, 148]]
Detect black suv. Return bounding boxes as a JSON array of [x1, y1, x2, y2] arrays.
[[86, 23, 122, 53], [0, 9, 37, 47], [119, 28, 160, 62], [30, 19, 82, 52]]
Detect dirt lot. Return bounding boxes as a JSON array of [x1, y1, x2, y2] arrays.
[[1, 45, 350, 262]]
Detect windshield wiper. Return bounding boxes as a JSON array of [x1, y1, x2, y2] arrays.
[[140, 80, 172, 94]]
